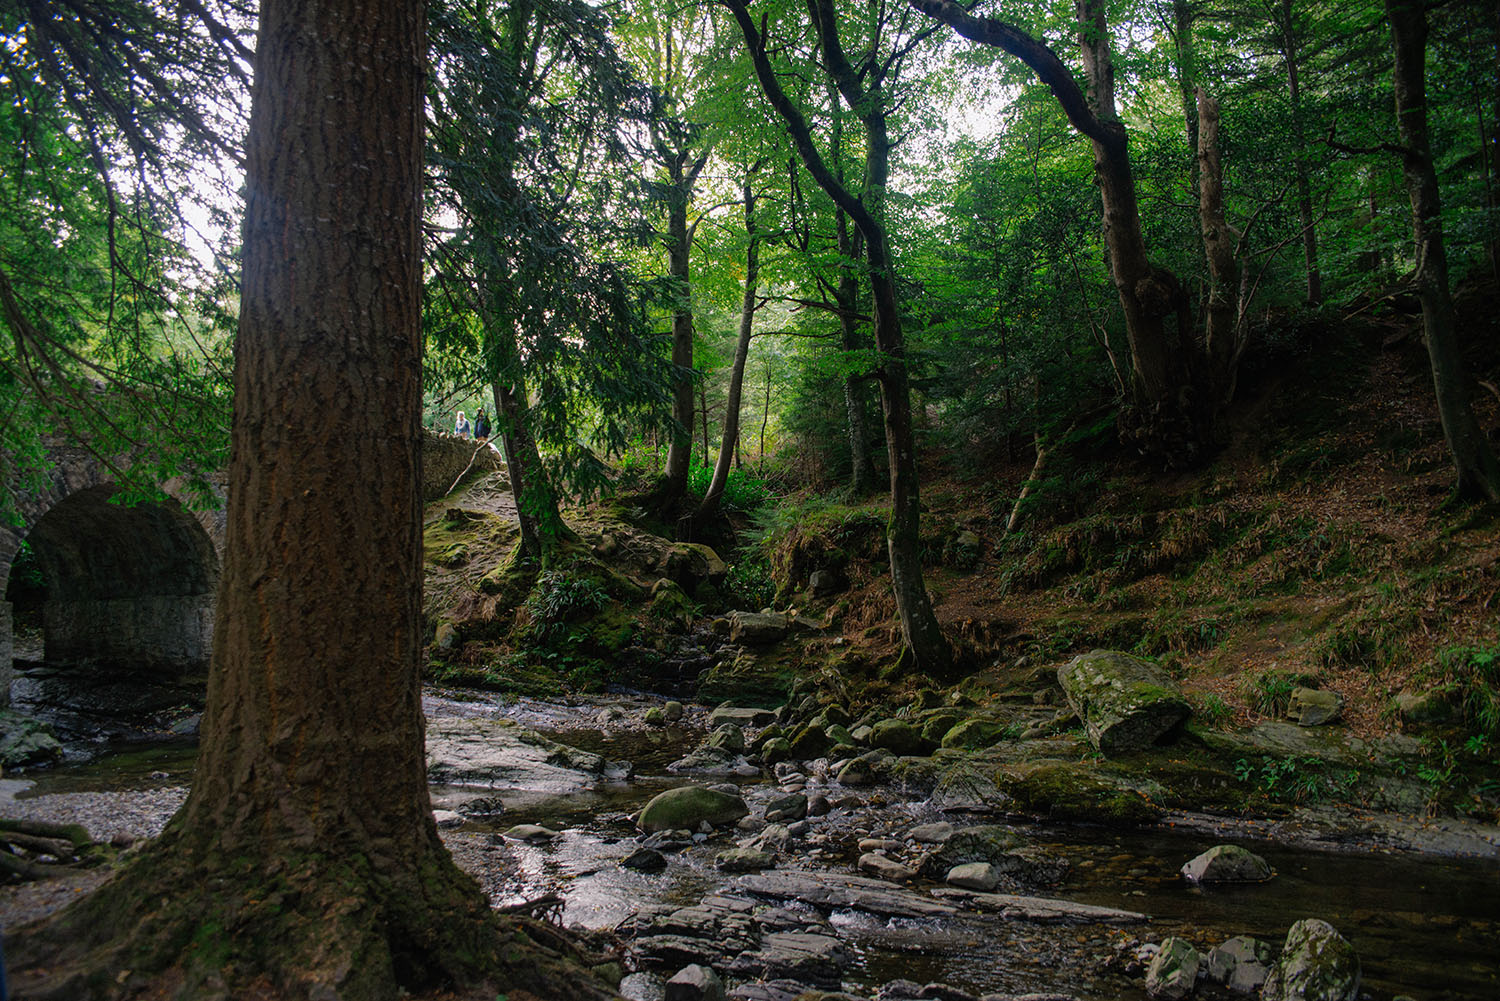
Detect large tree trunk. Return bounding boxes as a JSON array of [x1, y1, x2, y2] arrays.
[[1387, 0, 1500, 501], [697, 178, 761, 524], [492, 361, 573, 567], [726, 0, 953, 678], [8, 1, 610, 996]]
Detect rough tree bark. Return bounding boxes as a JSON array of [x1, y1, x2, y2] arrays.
[[910, 0, 1200, 464], [1197, 88, 1240, 403], [724, 0, 953, 677], [1275, 0, 1322, 305], [837, 207, 881, 495], [8, 1, 611, 996], [1387, 0, 1500, 501]]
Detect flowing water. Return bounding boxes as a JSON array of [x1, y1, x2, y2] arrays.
[[6, 689, 1499, 1001]]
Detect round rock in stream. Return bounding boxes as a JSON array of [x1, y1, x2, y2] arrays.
[[638, 785, 749, 832], [1180, 844, 1273, 883]]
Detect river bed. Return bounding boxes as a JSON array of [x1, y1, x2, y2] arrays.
[[3, 689, 1498, 1001]]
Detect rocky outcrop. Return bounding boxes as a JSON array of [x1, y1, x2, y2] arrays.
[[424, 717, 628, 791], [1145, 937, 1200, 999], [1287, 687, 1344, 726], [1057, 650, 1190, 755], [1206, 935, 1274, 993]]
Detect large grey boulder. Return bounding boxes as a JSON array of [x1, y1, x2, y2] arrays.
[[0, 711, 62, 768], [709, 705, 777, 728], [916, 825, 1024, 879], [1056, 650, 1191, 755], [1262, 919, 1360, 1001], [666, 963, 726, 1001], [1145, 937, 1200, 1000], [1206, 935, 1274, 993], [638, 785, 750, 832], [868, 719, 935, 756], [729, 611, 788, 645], [1180, 844, 1273, 883]]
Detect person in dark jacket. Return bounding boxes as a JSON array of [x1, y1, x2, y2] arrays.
[[473, 407, 491, 440]]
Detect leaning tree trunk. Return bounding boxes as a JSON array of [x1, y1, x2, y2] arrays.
[[1278, 0, 1322, 305], [7, 1, 612, 997], [491, 358, 574, 567], [697, 178, 761, 525], [726, 0, 953, 678], [1387, 0, 1500, 501], [910, 0, 1198, 465]]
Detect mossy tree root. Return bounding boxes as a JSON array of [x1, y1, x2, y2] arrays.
[[6, 828, 617, 1001]]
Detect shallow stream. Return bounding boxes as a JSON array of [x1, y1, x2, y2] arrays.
[[6, 690, 1499, 1000]]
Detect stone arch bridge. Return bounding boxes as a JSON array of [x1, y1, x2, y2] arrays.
[[1, 431, 500, 704]]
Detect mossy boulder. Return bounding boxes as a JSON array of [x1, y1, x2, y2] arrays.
[[1262, 919, 1360, 1001], [1146, 937, 1200, 1000], [788, 723, 833, 760], [940, 718, 1010, 750], [696, 654, 794, 707], [1057, 649, 1191, 755], [1001, 762, 1162, 824], [867, 719, 934, 756], [920, 713, 961, 744], [637, 785, 749, 833], [0, 711, 62, 768], [759, 737, 792, 765], [1181, 844, 1273, 883]]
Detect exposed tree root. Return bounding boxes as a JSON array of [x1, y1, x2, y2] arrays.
[[6, 828, 617, 1001]]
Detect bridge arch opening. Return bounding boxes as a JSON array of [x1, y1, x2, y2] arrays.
[[3, 484, 220, 686]]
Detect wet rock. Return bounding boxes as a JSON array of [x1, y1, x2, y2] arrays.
[[1180, 844, 1273, 883], [807, 793, 832, 817], [753, 724, 786, 750], [940, 719, 1010, 750], [1056, 650, 1191, 755], [760, 738, 793, 765], [916, 825, 1024, 879], [837, 755, 881, 786], [709, 705, 778, 728], [789, 723, 834, 760], [727, 931, 849, 986], [931, 888, 1146, 924], [669, 745, 757, 776], [501, 823, 558, 843], [909, 821, 954, 843], [426, 717, 630, 790], [641, 829, 696, 851], [868, 719, 935, 756], [666, 964, 726, 1001], [639, 785, 750, 832], [730, 611, 788, 645], [169, 713, 202, 736], [665, 700, 686, 721], [622, 845, 670, 872], [1287, 687, 1344, 726], [0, 711, 63, 768], [736, 870, 960, 920], [858, 852, 918, 882], [859, 838, 904, 853], [729, 980, 823, 1001], [921, 714, 963, 745], [717, 847, 777, 872], [645, 707, 667, 726], [930, 763, 1003, 813], [457, 794, 506, 818], [825, 723, 856, 746], [766, 791, 808, 821], [1262, 919, 1360, 1001], [708, 723, 748, 753], [750, 822, 792, 852], [1205, 935, 1274, 993], [432, 809, 464, 829], [946, 862, 999, 891], [1145, 937, 1199, 1000]]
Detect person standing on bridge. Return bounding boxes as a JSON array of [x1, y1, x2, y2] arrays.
[[454, 410, 471, 437]]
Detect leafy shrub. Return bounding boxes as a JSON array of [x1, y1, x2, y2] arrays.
[[724, 556, 775, 610], [688, 462, 771, 513], [1243, 668, 1318, 717], [1434, 644, 1500, 736]]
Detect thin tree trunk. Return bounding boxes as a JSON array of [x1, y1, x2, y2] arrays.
[[1279, 0, 1322, 305], [1388, 0, 1500, 500], [838, 207, 880, 494], [727, 0, 952, 677], [698, 177, 761, 523], [660, 148, 708, 507], [492, 364, 573, 567], [760, 356, 771, 473], [1198, 87, 1239, 402], [1173, 0, 1201, 210]]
